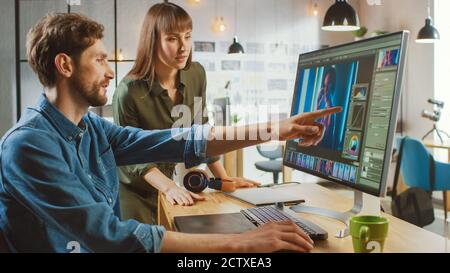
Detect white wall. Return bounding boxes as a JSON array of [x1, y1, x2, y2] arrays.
[[0, 0, 16, 136], [359, 0, 435, 139], [434, 0, 450, 138]]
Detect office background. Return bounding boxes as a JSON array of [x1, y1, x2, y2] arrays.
[[0, 0, 448, 205]]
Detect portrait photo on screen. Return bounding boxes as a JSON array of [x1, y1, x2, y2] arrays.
[[292, 62, 358, 151], [291, 53, 377, 159]]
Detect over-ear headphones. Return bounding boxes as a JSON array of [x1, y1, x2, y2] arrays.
[[183, 170, 236, 193]]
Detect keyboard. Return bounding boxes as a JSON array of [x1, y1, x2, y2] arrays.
[[241, 205, 328, 240]]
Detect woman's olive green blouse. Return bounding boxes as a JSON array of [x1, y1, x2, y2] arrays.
[[112, 62, 219, 189]]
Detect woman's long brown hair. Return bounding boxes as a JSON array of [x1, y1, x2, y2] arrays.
[[127, 2, 193, 86]]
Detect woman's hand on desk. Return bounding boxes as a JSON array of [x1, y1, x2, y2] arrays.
[[221, 177, 260, 191], [207, 161, 260, 191], [163, 176, 259, 204], [165, 184, 205, 206], [144, 167, 205, 206]]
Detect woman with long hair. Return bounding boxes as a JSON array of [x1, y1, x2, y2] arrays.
[[113, 2, 258, 224]]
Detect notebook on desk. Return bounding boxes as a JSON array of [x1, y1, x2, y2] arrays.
[[223, 187, 305, 206]]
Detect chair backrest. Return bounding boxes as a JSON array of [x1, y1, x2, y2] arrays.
[[256, 145, 283, 160], [395, 136, 433, 191]]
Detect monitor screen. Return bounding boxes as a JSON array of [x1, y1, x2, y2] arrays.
[[283, 31, 408, 197]]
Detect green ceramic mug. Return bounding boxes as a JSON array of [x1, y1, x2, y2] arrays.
[[349, 215, 389, 253]]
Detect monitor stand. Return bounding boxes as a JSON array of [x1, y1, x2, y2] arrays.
[[289, 190, 381, 238]]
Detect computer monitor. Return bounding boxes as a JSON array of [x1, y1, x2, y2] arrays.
[[283, 31, 409, 232]]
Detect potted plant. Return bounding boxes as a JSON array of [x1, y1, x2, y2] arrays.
[[352, 26, 368, 41], [231, 114, 241, 125], [370, 30, 389, 37]]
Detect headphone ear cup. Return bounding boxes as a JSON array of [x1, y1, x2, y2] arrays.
[[183, 170, 209, 193]]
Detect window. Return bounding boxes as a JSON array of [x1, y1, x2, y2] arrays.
[[434, 0, 450, 136]]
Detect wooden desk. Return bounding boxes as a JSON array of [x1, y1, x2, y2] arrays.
[[423, 139, 450, 221], [158, 183, 449, 253]]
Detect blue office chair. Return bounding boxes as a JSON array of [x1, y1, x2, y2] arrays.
[[395, 136, 450, 221], [254, 145, 283, 184]]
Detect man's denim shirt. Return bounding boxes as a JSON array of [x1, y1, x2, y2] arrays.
[[0, 94, 210, 253]]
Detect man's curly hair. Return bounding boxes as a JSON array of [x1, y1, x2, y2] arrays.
[[26, 13, 104, 87]]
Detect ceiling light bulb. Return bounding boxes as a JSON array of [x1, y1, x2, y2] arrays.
[[118, 49, 124, 61], [313, 3, 318, 16]]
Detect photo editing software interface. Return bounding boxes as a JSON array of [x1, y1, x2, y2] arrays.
[[284, 33, 405, 196]]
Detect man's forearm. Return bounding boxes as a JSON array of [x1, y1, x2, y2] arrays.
[[161, 231, 239, 253], [205, 123, 272, 157], [204, 107, 341, 158]]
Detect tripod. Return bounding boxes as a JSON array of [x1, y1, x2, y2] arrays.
[[422, 123, 450, 144]]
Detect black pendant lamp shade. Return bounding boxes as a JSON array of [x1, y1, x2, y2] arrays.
[[416, 17, 440, 43], [322, 0, 360, 32], [228, 36, 244, 54], [228, 0, 244, 54]]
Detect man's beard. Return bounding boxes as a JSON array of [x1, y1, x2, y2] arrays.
[[70, 73, 108, 107]]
